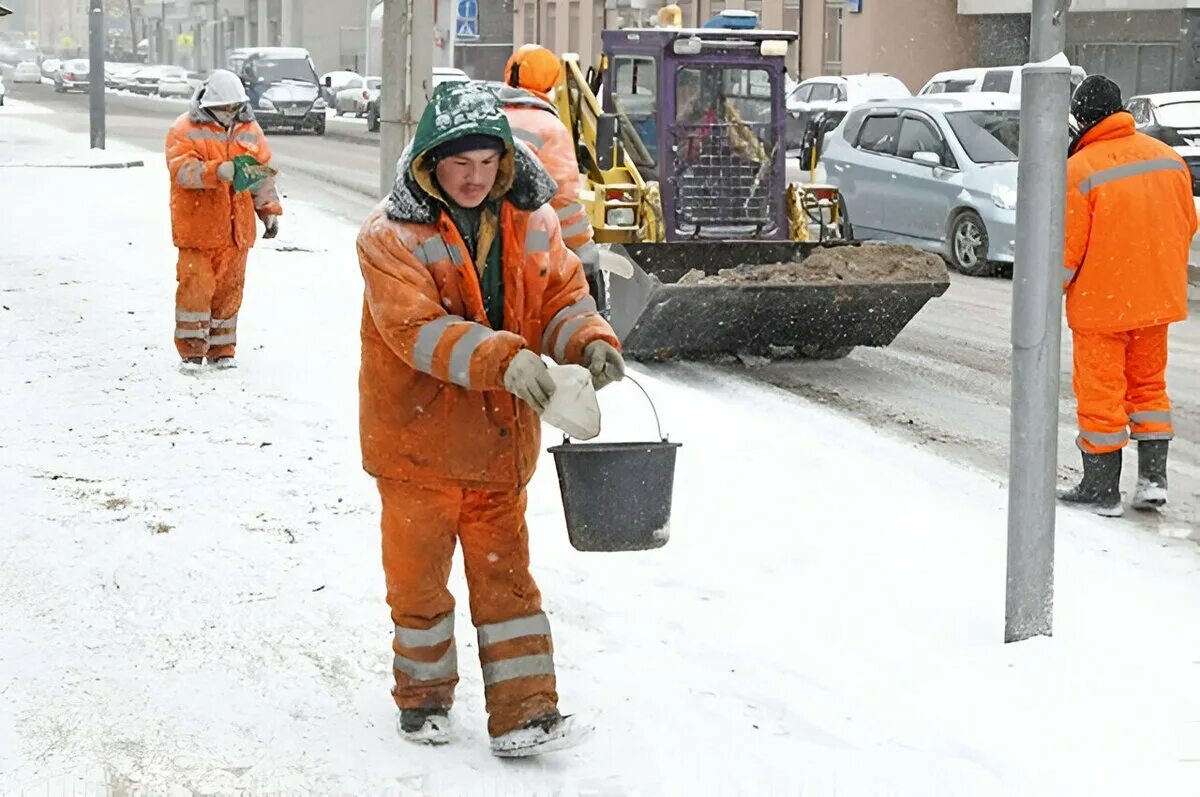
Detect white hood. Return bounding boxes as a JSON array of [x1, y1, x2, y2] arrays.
[[198, 69, 249, 107]]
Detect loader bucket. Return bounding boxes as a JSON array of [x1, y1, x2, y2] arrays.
[[608, 241, 950, 361]]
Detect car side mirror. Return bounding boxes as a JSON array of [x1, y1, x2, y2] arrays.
[[323, 76, 332, 88], [913, 151, 942, 167], [596, 113, 619, 171]]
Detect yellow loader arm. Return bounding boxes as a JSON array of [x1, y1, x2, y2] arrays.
[[555, 54, 663, 244]]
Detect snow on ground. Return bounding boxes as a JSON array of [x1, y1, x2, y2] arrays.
[[3, 115, 1200, 796]]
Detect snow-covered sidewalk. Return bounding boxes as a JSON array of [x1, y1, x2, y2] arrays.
[[2, 115, 1200, 796]]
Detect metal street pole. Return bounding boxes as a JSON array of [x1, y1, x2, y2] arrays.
[[364, 0, 372, 76], [1005, 0, 1072, 643], [88, 0, 106, 149], [380, 0, 410, 198]]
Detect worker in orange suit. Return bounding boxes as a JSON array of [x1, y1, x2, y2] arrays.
[[1058, 75, 1196, 516], [356, 81, 624, 756], [165, 69, 282, 371], [499, 44, 607, 312]]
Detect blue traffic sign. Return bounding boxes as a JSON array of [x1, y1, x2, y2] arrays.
[[846, 0, 863, 11], [456, 0, 479, 40]]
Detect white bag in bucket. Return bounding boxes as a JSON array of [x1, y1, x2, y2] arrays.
[[540, 365, 601, 440]]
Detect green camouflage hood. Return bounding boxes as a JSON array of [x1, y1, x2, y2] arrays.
[[411, 81, 514, 163]]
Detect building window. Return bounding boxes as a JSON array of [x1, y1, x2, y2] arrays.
[[823, 1, 843, 75]]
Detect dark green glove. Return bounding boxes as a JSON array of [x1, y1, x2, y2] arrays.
[[231, 154, 276, 193]]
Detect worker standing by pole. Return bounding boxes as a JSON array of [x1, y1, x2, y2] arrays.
[[1004, 0, 1072, 643], [88, 0, 105, 149]]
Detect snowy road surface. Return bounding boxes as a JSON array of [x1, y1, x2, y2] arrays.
[[3, 105, 1200, 795], [5, 74, 1198, 540]]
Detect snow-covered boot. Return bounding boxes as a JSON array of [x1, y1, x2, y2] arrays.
[[179, 357, 204, 373], [1057, 450, 1123, 517], [1132, 440, 1169, 511], [489, 711, 592, 758], [208, 356, 237, 370], [397, 708, 451, 745]]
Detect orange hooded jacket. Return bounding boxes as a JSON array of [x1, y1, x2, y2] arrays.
[[497, 85, 599, 270], [165, 99, 282, 251], [356, 140, 619, 488], [1064, 112, 1196, 333]]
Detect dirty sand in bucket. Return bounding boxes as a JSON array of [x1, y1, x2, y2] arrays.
[[677, 243, 948, 285]]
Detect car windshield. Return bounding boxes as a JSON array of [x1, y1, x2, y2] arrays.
[[252, 58, 316, 84], [66, 60, 89, 72], [1155, 102, 1200, 129], [367, 78, 382, 90], [945, 109, 1020, 163]]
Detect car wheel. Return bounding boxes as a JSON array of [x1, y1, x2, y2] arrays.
[[367, 106, 379, 133], [312, 115, 326, 136], [948, 210, 995, 277]]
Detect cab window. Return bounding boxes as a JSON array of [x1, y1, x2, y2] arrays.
[[608, 55, 659, 168], [856, 114, 900, 155]]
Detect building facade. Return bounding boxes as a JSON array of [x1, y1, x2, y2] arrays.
[[961, 0, 1200, 95]]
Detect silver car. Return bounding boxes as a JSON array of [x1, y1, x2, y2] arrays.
[[822, 93, 1020, 277]]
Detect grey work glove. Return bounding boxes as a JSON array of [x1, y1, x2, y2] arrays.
[[262, 215, 280, 239], [582, 340, 626, 390], [504, 349, 557, 414], [216, 161, 235, 182]]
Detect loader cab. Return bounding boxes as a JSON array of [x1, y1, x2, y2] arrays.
[[600, 28, 795, 241]]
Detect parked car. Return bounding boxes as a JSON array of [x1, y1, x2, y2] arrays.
[[229, 47, 327, 135], [53, 59, 90, 93], [13, 60, 41, 83], [0, 74, 6, 106], [822, 93, 1021, 277], [786, 73, 911, 150], [365, 67, 468, 132], [919, 64, 1086, 98], [105, 62, 142, 89], [332, 74, 368, 115], [157, 67, 202, 98], [40, 58, 62, 80], [320, 69, 362, 105], [126, 64, 175, 94], [1126, 92, 1200, 149]]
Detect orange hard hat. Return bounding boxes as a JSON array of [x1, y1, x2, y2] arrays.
[[505, 44, 561, 94]]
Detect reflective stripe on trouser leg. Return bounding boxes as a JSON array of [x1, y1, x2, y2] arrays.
[[458, 487, 558, 737], [207, 248, 249, 358], [1072, 329, 1133, 454], [1124, 325, 1173, 441], [378, 479, 462, 709], [175, 249, 217, 358]]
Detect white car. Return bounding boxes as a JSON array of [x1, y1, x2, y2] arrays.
[[40, 58, 62, 80], [157, 67, 202, 98], [786, 73, 911, 149], [919, 65, 1086, 98], [333, 74, 369, 116], [321, 69, 363, 104], [13, 61, 41, 83], [0, 75, 6, 106]]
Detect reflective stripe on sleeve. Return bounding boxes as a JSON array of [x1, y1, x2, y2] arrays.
[[542, 296, 597, 353], [557, 202, 585, 221], [481, 654, 555, 686], [176, 161, 205, 188], [235, 132, 260, 146], [553, 315, 595, 363], [187, 128, 228, 142], [393, 646, 458, 682], [525, 229, 551, 254], [1078, 158, 1189, 195], [477, 612, 551, 648], [447, 325, 493, 388], [413, 315, 465, 374], [394, 614, 454, 649], [561, 217, 592, 240], [414, 235, 454, 267], [512, 127, 545, 149]]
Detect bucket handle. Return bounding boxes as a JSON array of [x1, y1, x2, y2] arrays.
[[560, 374, 669, 444]]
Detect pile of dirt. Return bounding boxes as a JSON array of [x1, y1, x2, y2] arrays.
[[677, 244, 949, 286]]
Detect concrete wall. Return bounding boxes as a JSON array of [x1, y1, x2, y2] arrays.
[[961, 0, 1192, 11]]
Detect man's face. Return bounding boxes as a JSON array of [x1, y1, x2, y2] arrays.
[[209, 103, 240, 125], [435, 149, 502, 208]]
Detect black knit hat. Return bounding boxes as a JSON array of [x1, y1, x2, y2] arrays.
[[428, 133, 506, 163], [1071, 76, 1124, 129]]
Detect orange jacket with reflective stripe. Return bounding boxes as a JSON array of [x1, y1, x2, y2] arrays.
[[499, 87, 599, 269], [165, 101, 282, 251], [357, 144, 619, 487], [1064, 112, 1196, 333]]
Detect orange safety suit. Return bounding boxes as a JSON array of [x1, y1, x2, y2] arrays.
[[165, 101, 281, 359], [497, 85, 599, 272], [1064, 112, 1196, 454], [357, 133, 618, 737]]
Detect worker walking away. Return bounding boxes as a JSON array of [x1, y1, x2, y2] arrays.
[[356, 81, 625, 756], [165, 69, 282, 371], [1058, 75, 1196, 516], [499, 44, 608, 313]]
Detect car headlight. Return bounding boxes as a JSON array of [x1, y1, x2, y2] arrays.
[[991, 184, 1018, 211], [258, 97, 276, 111], [312, 97, 327, 110], [606, 207, 636, 227]]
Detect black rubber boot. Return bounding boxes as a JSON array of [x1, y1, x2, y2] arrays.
[[1057, 450, 1123, 517], [398, 708, 451, 745], [1132, 440, 1169, 511]]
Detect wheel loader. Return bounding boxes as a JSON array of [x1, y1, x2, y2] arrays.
[[553, 26, 950, 361]]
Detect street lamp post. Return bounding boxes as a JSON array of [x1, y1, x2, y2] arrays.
[[88, 0, 106, 149]]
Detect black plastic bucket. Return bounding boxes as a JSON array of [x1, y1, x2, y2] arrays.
[[547, 378, 682, 552]]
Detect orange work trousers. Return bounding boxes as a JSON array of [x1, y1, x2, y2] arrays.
[[377, 478, 558, 738], [1072, 324, 1174, 454], [174, 247, 248, 360]]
